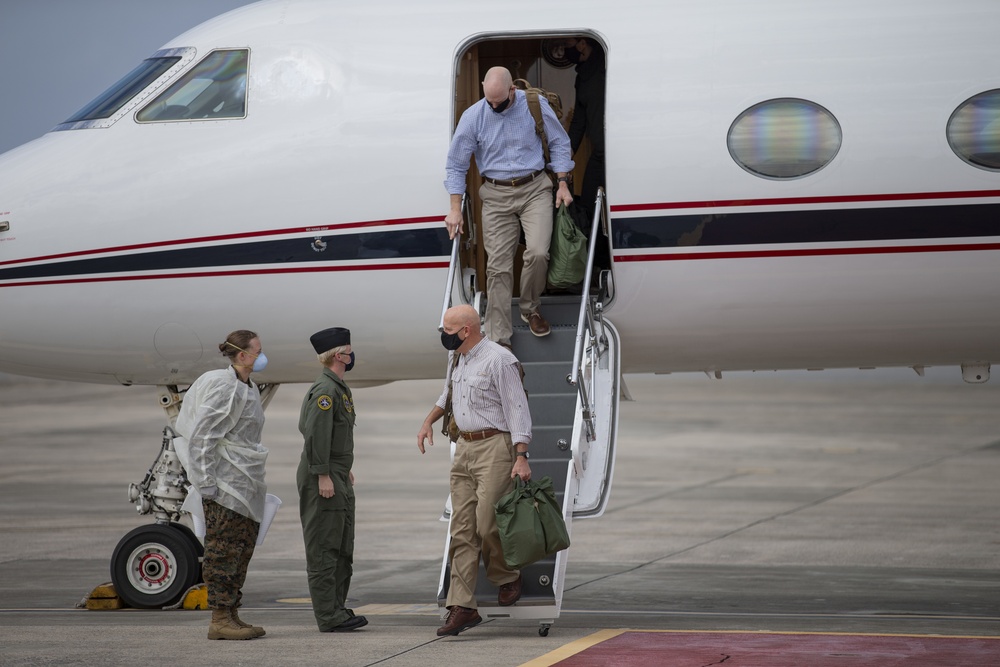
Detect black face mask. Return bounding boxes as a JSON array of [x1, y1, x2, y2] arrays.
[[340, 351, 355, 372], [440, 330, 464, 351], [490, 96, 511, 114], [564, 47, 582, 64]]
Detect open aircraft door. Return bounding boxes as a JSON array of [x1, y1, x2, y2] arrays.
[[436, 32, 617, 636]]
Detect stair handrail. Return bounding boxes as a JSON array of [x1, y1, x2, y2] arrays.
[[568, 188, 610, 441], [570, 187, 609, 383], [439, 193, 474, 330]]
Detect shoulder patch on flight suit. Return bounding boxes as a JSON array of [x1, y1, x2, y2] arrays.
[[342, 393, 354, 413], [317, 395, 333, 410]]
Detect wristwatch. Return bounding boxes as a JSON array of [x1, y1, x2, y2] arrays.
[[557, 176, 569, 183], [516, 451, 530, 458]]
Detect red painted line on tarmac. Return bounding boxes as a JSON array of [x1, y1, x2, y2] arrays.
[[525, 630, 1000, 667]]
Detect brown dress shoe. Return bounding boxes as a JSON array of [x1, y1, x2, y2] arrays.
[[498, 575, 522, 606], [521, 310, 551, 337], [436, 606, 482, 636]]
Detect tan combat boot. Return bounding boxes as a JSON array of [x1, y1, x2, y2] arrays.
[[230, 606, 266, 638], [207, 607, 256, 640]]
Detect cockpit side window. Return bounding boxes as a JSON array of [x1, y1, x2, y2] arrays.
[[136, 49, 249, 122], [63, 57, 181, 123]]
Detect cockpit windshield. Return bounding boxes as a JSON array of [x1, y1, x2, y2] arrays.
[[64, 57, 181, 123], [136, 50, 249, 122]]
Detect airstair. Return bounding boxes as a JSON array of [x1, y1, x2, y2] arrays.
[[436, 190, 621, 636]]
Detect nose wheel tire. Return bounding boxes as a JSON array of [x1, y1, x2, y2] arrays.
[[111, 523, 201, 609]]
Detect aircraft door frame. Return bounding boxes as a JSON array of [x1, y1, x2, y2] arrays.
[[451, 33, 611, 298]]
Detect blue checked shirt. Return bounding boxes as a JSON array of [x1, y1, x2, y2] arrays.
[[444, 90, 574, 195]]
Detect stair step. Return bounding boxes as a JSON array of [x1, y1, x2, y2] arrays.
[[527, 393, 577, 425], [524, 365, 577, 394], [530, 427, 574, 460]]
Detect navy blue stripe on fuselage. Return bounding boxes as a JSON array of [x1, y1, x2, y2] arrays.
[[0, 228, 451, 281], [611, 201, 1000, 250]]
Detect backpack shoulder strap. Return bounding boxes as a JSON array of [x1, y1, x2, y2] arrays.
[[524, 89, 550, 166], [514, 78, 550, 165]]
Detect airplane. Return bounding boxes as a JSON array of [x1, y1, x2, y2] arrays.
[[1, 0, 999, 628]]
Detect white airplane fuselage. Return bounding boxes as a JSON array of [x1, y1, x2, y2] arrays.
[[1, 0, 999, 386]]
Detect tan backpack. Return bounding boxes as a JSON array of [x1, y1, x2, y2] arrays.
[[513, 78, 563, 165]]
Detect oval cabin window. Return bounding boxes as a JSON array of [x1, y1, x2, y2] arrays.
[[728, 98, 842, 179], [947, 89, 1000, 171]]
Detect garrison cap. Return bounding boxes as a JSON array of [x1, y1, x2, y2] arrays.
[[310, 327, 350, 354]]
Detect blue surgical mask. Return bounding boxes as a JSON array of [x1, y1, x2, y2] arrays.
[[251, 352, 268, 373]]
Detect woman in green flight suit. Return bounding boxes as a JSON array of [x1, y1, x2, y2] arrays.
[[297, 326, 368, 632]]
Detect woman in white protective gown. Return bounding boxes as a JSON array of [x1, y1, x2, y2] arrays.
[[174, 329, 269, 641]]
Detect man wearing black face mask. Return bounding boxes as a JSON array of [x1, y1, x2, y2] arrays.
[[417, 305, 532, 636], [297, 327, 368, 633], [564, 37, 606, 228], [444, 66, 575, 346]]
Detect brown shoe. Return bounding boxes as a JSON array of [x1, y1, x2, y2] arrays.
[[436, 606, 482, 636], [521, 311, 550, 337], [498, 575, 522, 606]]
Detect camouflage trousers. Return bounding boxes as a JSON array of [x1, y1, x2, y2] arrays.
[[202, 500, 260, 609]]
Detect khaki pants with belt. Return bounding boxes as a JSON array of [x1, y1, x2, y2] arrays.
[[479, 174, 553, 346], [446, 431, 519, 609]]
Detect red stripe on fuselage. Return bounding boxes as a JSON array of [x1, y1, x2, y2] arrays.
[[614, 241, 1000, 262], [0, 215, 442, 268], [610, 189, 1000, 213], [6, 189, 1000, 269], [0, 260, 449, 288]]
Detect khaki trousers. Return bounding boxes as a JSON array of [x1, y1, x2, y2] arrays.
[[479, 175, 554, 345], [446, 432, 519, 609]]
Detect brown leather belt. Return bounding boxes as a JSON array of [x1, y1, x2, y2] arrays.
[[483, 170, 543, 187], [459, 428, 504, 441]]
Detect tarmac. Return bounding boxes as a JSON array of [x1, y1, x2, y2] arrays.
[[1, 367, 999, 665]]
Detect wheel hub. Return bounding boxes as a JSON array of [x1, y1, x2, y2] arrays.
[[127, 544, 176, 592]]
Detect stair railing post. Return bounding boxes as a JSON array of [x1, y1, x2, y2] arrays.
[[570, 188, 607, 385], [569, 188, 607, 442], [439, 193, 472, 331]]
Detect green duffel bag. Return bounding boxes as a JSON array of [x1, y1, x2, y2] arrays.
[[494, 475, 571, 570], [546, 203, 587, 289]]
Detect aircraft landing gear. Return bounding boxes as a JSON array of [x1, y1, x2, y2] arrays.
[[112, 422, 204, 608], [110, 523, 202, 609], [107, 383, 279, 608]]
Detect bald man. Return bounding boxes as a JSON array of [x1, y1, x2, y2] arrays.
[[417, 305, 533, 636], [444, 66, 574, 345]]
